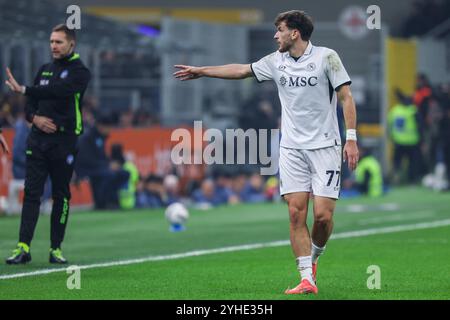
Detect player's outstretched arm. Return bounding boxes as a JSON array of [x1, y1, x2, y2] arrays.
[[338, 84, 359, 171], [173, 64, 253, 81]]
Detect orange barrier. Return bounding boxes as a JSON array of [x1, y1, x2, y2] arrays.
[[0, 130, 14, 197], [0, 127, 204, 208]]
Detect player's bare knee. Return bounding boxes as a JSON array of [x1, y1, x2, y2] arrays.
[[314, 209, 333, 226], [288, 202, 307, 227]]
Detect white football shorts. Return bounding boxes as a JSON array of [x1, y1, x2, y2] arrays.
[[279, 145, 342, 199]]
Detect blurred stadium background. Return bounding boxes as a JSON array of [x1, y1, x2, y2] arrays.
[[0, 0, 449, 299]]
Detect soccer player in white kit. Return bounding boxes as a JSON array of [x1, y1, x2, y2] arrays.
[[174, 10, 359, 295]]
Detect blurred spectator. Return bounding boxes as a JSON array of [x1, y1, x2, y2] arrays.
[[0, 94, 25, 128], [75, 114, 129, 209], [422, 95, 444, 174], [110, 143, 139, 210], [214, 171, 239, 205], [136, 174, 167, 208], [192, 178, 221, 209], [163, 174, 181, 205], [11, 108, 30, 180], [414, 74, 432, 176], [133, 107, 158, 127], [7, 109, 30, 214], [239, 172, 266, 203], [388, 89, 421, 184], [119, 108, 134, 128], [231, 172, 247, 201], [81, 95, 99, 131], [75, 113, 111, 179], [414, 74, 433, 123], [265, 176, 280, 201], [354, 147, 384, 197]]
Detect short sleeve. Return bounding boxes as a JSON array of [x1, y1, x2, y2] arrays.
[[324, 50, 351, 90], [251, 52, 276, 83]]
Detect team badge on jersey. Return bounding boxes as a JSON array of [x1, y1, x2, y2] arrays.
[[307, 62, 316, 72], [60, 70, 69, 79], [279, 75, 287, 87]]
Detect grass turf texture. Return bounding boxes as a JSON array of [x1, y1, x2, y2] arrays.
[[0, 186, 449, 299]]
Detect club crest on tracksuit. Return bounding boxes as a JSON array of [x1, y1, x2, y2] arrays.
[[60, 70, 69, 79], [66, 154, 74, 165]]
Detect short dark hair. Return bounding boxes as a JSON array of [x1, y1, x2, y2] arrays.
[[52, 24, 76, 42], [145, 174, 163, 184], [274, 10, 314, 41]]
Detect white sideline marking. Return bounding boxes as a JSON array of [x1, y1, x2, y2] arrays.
[[357, 211, 434, 226], [1, 219, 450, 281], [344, 203, 400, 213]]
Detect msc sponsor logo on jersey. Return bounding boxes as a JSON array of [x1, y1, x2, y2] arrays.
[[279, 75, 288, 86], [279, 76, 319, 87]]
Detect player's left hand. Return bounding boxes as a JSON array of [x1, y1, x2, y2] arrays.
[[5, 67, 24, 93], [343, 140, 359, 171]]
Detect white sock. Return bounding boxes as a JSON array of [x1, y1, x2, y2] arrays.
[[311, 242, 326, 264], [296, 256, 314, 284]]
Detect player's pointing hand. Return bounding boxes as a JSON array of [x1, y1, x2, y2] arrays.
[[173, 65, 202, 81]]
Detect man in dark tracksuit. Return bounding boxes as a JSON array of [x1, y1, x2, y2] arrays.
[[4, 24, 91, 264]]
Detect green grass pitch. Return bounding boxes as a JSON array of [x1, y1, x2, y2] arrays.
[[0, 186, 449, 300]]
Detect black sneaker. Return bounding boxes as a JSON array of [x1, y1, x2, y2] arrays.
[[6, 243, 32, 265], [49, 248, 68, 264]]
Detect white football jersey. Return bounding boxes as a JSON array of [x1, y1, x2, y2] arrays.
[[251, 41, 351, 150]]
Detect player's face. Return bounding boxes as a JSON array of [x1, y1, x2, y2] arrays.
[[274, 21, 295, 53], [50, 31, 74, 59]]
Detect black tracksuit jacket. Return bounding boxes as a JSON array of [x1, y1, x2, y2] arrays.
[[25, 52, 91, 136]]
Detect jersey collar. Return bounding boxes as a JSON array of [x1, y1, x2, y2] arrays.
[[286, 41, 313, 61], [304, 41, 313, 55]]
